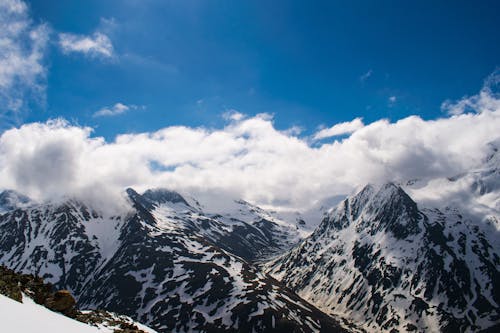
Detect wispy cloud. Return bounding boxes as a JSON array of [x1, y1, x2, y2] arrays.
[[93, 103, 143, 117], [58, 32, 114, 58], [0, 0, 49, 127], [313, 118, 364, 140], [359, 69, 373, 82]]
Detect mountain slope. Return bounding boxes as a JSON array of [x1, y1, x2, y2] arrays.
[[0, 189, 351, 333], [1, 294, 107, 333], [265, 183, 500, 332]]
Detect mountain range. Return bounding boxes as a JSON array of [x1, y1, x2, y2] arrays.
[[0, 144, 499, 332]]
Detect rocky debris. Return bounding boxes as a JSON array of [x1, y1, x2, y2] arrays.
[[0, 265, 53, 304], [77, 310, 146, 333], [0, 266, 77, 318]]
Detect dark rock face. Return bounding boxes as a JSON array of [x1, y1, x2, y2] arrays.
[[0, 190, 350, 333], [265, 183, 500, 332]]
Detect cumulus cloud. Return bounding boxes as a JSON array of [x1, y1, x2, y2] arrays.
[[313, 118, 364, 140], [58, 31, 114, 58], [0, 0, 49, 127], [93, 102, 142, 117], [0, 73, 499, 215]]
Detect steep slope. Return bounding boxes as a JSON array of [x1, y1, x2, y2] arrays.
[[0, 189, 351, 333], [1, 294, 108, 333], [0, 198, 125, 295], [265, 183, 500, 332]]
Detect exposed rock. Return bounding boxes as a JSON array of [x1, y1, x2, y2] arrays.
[[45, 290, 77, 317]]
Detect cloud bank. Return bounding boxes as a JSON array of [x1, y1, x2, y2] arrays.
[[0, 74, 499, 214]]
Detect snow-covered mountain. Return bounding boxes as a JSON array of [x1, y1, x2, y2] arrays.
[[0, 188, 349, 333], [264, 182, 500, 332]]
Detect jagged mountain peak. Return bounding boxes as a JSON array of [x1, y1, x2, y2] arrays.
[[125, 187, 191, 212], [265, 181, 500, 332], [142, 188, 190, 206], [125, 187, 156, 211], [347, 182, 414, 208], [319, 182, 420, 239]]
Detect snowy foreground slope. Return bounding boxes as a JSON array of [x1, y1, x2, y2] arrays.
[[0, 188, 350, 332], [1, 294, 105, 333], [0, 294, 157, 333], [264, 182, 500, 332]]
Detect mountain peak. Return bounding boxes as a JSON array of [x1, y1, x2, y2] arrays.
[[142, 188, 189, 207], [125, 187, 155, 211], [319, 182, 420, 238]]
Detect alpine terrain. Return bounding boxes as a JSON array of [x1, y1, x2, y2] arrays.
[[0, 187, 349, 332], [264, 144, 500, 332], [1, 144, 499, 332]]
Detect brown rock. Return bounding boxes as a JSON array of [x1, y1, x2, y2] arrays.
[[45, 290, 76, 314]]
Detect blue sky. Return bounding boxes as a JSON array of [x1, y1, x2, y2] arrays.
[[15, 0, 499, 140], [1, 0, 500, 210]]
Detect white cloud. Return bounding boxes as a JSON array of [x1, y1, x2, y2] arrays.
[[313, 118, 364, 140], [0, 73, 499, 216], [93, 102, 141, 117], [389, 95, 397, 103], [0, 0, 49, 126], [222, 109, 245, 121], [441, 70, 500, 116], [58, 32, 114, 58]]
